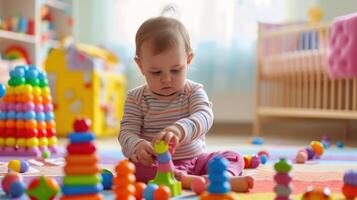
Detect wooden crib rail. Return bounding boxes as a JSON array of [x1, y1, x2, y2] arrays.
[[254, 22, 357, 137]]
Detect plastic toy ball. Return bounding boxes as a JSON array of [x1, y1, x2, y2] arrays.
[[301, 186, 331, 200], [1, 172, 22, 195], [153, 185, 171, 200], [260, 154, 268, 164], [27, 176, 60, 200], [42, 150, 51, 159], [251, 137, 264, 145], [8, 160, 30, 173], [336, 141, 345, 148], [134, 182, 147, 200], [310, 141, 324, 156], [0, 83, 6, 98], [143, 184, 159, 200], [9, 181, 26, 198], [342, 169, 357, 199], [190, 176, 206, 194], [101, 169, 114, 190]]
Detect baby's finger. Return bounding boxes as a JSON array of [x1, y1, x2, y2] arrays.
[[130, 154, 139, 163], [163, 132, 173, 144], [145, 145, 156, 155], [171, 135, 179, 148]]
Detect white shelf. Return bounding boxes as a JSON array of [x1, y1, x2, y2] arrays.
[[0, 30, 36, 44], [44, 0, 70, 11]]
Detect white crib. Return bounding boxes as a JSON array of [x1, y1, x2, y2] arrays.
[[253, 22, 357, 138]]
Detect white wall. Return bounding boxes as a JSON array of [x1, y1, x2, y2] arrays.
[[72, 0, 357, 123]]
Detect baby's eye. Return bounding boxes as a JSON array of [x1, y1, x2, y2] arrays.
[[151, 71, 161, 75], [171, 69, 181, 73]]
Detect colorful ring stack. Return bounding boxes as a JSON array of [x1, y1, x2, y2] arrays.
[[200, 156, 236, 200], [342, 169, 357, 199], [296, 141, 324, 164], [149, 141, 181, 197], [60, 118, 103, 200], [0, 65, 57, 157], [113, 159, 136, 200], [274, 158, 292, 200]]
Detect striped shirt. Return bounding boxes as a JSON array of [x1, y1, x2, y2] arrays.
[[118, 80, 214, 160]]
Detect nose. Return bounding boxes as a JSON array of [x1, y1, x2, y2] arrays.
[[161, 72, 171, 83]]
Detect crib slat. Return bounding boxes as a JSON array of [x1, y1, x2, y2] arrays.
[[330, 79, 335, 110], [353, 78, 357, 111], [337, 80, 343, 110], [345, 79, 350, 111]]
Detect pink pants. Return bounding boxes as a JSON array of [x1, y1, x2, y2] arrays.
[[133, 150, 244, 183]]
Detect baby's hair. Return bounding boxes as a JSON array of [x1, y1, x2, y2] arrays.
[[135, 16, 192, 58]]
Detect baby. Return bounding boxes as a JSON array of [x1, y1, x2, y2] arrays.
[[119, 16, 253, 192]]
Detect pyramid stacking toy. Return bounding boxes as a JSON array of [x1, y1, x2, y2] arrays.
[[274, 158, 292, 200], [113, 159, 136, 200], [61, 118, 103, 200], [0, 65, 57, 157], [149, 140, 181, 197], [200, 156, 236, 200]]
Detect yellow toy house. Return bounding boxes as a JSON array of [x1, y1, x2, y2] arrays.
[[45, 43, 126, 137]]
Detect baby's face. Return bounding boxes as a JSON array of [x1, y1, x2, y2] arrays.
[[136, 40, 192, 97]]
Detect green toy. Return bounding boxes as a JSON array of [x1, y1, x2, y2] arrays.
[[149, 141, 181, 197]]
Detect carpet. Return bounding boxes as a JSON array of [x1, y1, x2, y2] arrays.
[[0, 144, 356, 200]]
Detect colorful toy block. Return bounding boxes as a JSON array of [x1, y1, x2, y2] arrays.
[[27, 176, 60, 200], [149, 141, 182, 197], [0, 65, 58, 157], [45, 44, 126, 137]]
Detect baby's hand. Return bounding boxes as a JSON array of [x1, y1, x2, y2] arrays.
[[131, 140, 155, 166], [152, 125, 183, 149]]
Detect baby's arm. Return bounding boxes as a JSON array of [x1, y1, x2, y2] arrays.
[[175, 86, 214, 143], [118, 91, 145, 159]]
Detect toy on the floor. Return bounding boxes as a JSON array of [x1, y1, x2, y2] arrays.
[[8, 179, 26, 198], [113, 159, 136, 200], [258, 150, 269, 164], [301, 186, 331, 200], [7, 159, 30, 173], [101, 169, 113, 190], [1, 172, 23, 196], [342, 169, 357, 199], [0, 65, 58, 157], [154, 185, 171, 200], [135, 182, 147, 200], [143, 183, 159, 200], [274, 158, 292, 200], [244, 154, 261, 169], [336, 141, 344, 148], [200, 156, 237, 200], [0, 83, 5, 97], [45, 43, 126, 137], [250, 136, 264, 145], [27, 176, 60, 200], [42, 149, 51, 158], [295, 141, 325, 164], [61, 118, 103, 200], [149, 140, 182, 197]]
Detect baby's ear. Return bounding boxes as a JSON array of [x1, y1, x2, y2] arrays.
[[187, 52, 194, 65], [134, 56, 144, 73]]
